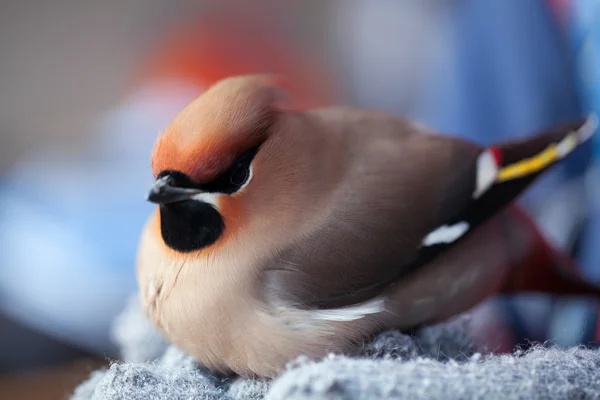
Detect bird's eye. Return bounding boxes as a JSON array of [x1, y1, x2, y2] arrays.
[[230, 166, 249, 186], [200, 146, 258, 195]]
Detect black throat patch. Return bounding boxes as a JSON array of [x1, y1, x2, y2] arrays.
[[154, 145, 259, 252], [159, 201, 224, 252]]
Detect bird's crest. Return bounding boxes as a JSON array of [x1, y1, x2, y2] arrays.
[[151, 74, 291, 183]]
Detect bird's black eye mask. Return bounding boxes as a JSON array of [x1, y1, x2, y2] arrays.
[[154, 145, 259, 253], [156, 145, 260, 195]]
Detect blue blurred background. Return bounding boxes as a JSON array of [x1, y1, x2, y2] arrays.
[[0, 0, 599, 375]]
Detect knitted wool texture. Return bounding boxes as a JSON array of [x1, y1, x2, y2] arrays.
[[71, 295, 600, 400]]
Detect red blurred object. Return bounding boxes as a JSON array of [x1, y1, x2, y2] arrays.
[[129, 12, 334, 110], [547, 0, 571, 26]]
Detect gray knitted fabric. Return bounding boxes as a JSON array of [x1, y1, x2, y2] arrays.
[[71, 295, 600, 400]]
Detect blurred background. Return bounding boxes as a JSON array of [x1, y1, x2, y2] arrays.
[[0, 0, 599, 392]]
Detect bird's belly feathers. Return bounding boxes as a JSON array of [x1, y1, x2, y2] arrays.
[[137, 210, 513, 379]]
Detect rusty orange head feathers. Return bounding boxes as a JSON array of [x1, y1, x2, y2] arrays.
[[145, 74, 306, 253], [151, 74, 290, 184]]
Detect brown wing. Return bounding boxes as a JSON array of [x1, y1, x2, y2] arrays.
[[261, 110, 594, 310]]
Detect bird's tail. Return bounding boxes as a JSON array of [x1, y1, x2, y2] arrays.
[[472, 114, 597, 206]]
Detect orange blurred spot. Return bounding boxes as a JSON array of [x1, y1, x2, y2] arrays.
[[129, 14, 334, 110]]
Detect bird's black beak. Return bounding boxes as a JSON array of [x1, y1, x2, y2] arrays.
[[147, 176, 203, 205]]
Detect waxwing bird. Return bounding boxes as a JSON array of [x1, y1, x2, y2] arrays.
[[137, 74, 600, 379]]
